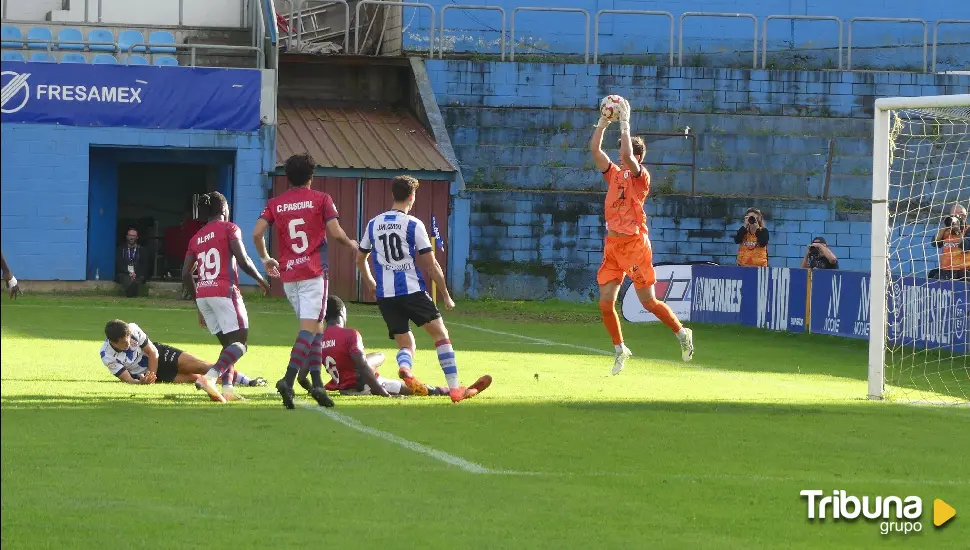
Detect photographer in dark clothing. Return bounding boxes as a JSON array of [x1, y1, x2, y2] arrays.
[[800, 237, 839, 269]]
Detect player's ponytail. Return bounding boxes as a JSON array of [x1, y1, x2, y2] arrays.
[[197, 193, 213, 220], [198, 191, 229, 221]]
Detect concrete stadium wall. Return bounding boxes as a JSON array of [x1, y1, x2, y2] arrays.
[[456, 191, 879, 300], [4, 0, 245, 27], [427, 60, 970, 198], [414, 0, 969, 71], [0, 123, 270, 281]]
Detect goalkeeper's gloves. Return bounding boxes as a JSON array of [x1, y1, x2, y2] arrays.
[[595, 116, 612, 130], [618, 98, 631, 134]]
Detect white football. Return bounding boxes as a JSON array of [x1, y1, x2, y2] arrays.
[[600, 94, 624, 121]]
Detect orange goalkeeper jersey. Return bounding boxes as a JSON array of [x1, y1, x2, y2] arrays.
[[603, 163, 650, 236]]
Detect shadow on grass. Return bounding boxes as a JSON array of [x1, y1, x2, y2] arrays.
[[2, 295, 967, 402]]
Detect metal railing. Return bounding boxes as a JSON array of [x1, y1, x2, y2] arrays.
[[439, 5, 505, 61], [511, 7, 589, 63], [644, 131, 697, 195], [847, 17, 927, 72], [128, 42, 264, 67], [932, 19, 970, 72], [593, 10, 674, 65], [289, 0, 349, 53], [761, 15, 842, 70], [679, 12, 758, 68], [356, 0, 433, 57]]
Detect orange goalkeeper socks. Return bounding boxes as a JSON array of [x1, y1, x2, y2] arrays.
[[599, 301, 624, 345], [642, 298, 683, 333]]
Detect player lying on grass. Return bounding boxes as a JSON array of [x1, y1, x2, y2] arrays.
[[590, 95, 694, 375], [100, 320, 266, 403], [1, 251, 21, 299], [296, 296, 451, 397], [356, 175, 492, 402], [183, 191, 271, 401]]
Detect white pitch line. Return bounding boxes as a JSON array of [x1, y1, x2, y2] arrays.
[[302, 404, 493, 474]]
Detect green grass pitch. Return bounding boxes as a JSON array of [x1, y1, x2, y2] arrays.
[[1, 294, 967, 549]]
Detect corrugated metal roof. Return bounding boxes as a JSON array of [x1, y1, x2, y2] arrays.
[[276, 99, 455, 172]]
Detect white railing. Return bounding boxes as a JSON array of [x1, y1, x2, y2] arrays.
[[931, 19, 969, 73], [679, 12, 758, 69], [593, 10, 674, 65], [356, 0, 433, 57], [762, 15, 842, 70], [510, 6, 589, 63], [847, 17, 927, 72], [439, 4, 505, 61]]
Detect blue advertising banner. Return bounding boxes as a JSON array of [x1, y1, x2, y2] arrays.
[[1, 61, 260, 131], [690, 265, 808, 331], [888, 276, 969, 354], [809, 270, 872, 340]]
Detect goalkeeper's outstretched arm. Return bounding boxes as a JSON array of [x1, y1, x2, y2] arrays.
[[590, 116, 612, 173]]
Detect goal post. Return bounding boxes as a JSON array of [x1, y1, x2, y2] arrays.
[[868, 93, 970, 404]]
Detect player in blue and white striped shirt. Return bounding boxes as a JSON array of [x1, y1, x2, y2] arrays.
[[357, 175, 491, 403]]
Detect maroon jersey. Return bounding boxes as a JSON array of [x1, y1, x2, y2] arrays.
[[259, 187, 339, 283], [186, 220, 241, 298], [321, 325, 368, 391]]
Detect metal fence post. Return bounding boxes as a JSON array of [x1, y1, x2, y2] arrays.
[[356, 0, 434, 57], [679, 12, 758, 69], [593, 10, 674, 65], [932, 19, 970, 72], [511, 7, 590, 63], [848, 17, 927, 72], [762, 15, 842, 70], [439, 5, 505, 61]]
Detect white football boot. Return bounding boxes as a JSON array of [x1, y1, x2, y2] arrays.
[[612, 344, 633, 375], [678, 328, 694, 362]]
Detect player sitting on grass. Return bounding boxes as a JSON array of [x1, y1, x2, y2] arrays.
[[296, 296, 450, 397], [356, 175, 492, 403], [590, 95, 694, 375], [100, 320, 266, 403]]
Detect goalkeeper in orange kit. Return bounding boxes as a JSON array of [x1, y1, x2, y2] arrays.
[[589, 96, 694, 375]]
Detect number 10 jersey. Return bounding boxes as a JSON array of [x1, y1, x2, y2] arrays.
[[259, 187, 339, 283], [359, 210, 433, 299]]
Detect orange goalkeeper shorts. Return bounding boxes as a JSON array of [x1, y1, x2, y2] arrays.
[[597, 233, 656, 289]]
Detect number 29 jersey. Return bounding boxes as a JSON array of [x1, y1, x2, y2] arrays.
[[259, 187, 339, 283], [359, 210, 433, 299], [186, 220, 241, 298]]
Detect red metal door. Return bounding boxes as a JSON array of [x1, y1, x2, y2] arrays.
[[359, 178, 450, 303], [268, 176, 360, 301]]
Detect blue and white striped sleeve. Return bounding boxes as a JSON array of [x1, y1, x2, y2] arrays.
[[359, 220, 373, 252], [414, 220, 433, 255]]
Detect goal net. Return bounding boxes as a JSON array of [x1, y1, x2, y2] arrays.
[[869, 94, 970, 405]]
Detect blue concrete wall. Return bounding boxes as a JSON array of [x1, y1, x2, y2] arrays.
[[427, 61, 970, 198], [0, 124, 271, 281], [461, 191, 882, 300], [416, 1, 969, 71]]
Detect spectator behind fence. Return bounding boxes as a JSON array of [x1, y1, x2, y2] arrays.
[[734, 208, 769, 267], [930, 203, 968, 281], [115, 228, 151, 297], [800, 236, 839, 269]]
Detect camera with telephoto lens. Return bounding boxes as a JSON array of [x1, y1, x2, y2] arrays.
[[747, 215, 758, 225], [943, 215, 962, 229]]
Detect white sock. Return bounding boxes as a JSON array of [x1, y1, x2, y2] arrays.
[[222, 384, 234, 393], [676, 328, 688, 340], [205, 367, 219, 379], [614, 344, 625, 353]]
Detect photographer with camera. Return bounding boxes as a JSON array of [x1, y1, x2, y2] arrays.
[[800, 236, 839, 270], [930, 204, 968, 281], [734, 208, 769, 267]]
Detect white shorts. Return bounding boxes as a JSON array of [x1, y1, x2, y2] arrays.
[[283, 276, 329, 321], [197, 292, 249, 335], [342, 376, 404, 396]]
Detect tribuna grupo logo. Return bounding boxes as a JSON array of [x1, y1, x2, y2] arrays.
[[800, 490, 956, 535]]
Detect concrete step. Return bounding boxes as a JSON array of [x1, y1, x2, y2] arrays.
[[441, 107, 874, 139], [461, 164, 872, 198], [453, 145, 875, 175], [449, 126, 875, 156]]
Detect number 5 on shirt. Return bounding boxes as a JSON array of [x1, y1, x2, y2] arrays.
[[289, 218, 308, 253]]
